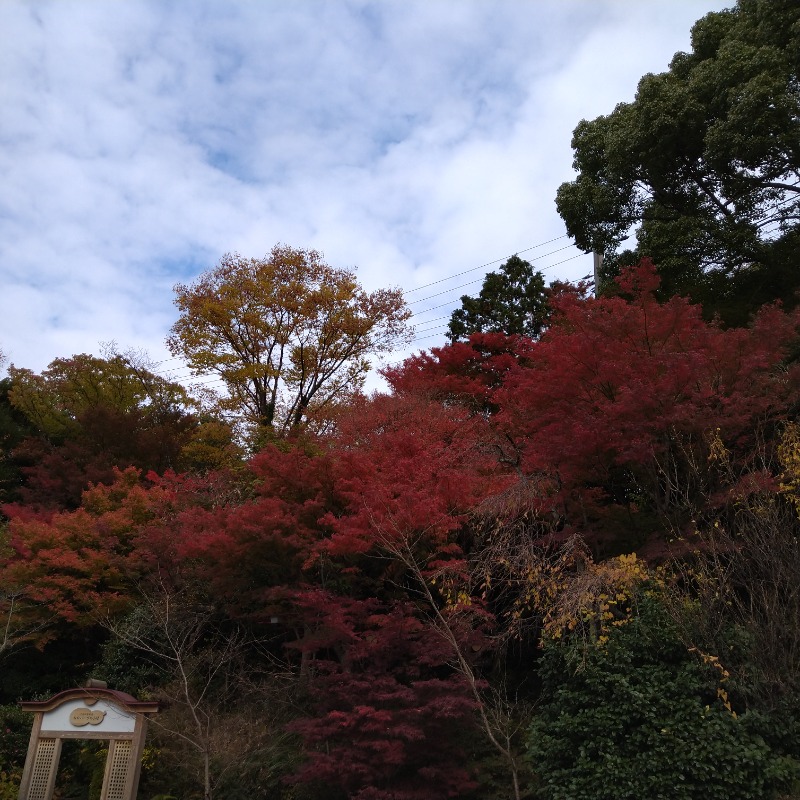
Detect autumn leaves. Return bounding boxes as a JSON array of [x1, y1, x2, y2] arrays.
[[167, 245, 411, 439]]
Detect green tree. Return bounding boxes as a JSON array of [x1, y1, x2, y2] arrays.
[[0, 704, 28, 799], [7, 351, 206, 508], [0, 377, 35, 504], [8, 350, 197, 444], [167, 245, 412, 439], [526, 594, 798, 800], [447, 255, 548, 342], [556, 0, 800, 323]]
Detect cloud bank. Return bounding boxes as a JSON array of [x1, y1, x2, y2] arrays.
[[0, 0, 730, 383]]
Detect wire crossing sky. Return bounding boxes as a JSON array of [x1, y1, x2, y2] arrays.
[[0, 0, 730, 382]]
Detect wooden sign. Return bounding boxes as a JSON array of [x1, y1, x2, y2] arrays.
[[68, 708, 106, 727], [17, 686, 159, 800]]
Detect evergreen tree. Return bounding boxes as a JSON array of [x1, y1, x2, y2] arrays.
[[556, 0, 800, 323], [447, 255, 548, 342]]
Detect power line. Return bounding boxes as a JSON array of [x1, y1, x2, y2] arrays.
[[409, 252, 584, 319], [411, 331, 450, 343], [413, 321, 449, 334], [404, 234, 569, 294], [406, 243, 578, 306], [156, 249, 587, 387], [411, 314, 449, 328], [412, 324, 448, 337], [151, 189, 800, 389], [151, 355, 184, 367]]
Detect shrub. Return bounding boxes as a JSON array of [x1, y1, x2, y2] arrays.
[[526, 595, 798, 800]]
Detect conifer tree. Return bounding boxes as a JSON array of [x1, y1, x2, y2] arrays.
[[447, 255, 548, 342]]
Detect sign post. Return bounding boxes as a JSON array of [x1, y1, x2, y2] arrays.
[[17, 685, 158, 800]]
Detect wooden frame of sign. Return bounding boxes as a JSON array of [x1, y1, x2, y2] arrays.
[[17, 687, 159, 800]]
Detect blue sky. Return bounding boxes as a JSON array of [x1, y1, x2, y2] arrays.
[[0, 0, 730, 389]]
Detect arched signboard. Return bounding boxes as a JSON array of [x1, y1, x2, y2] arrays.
[[17, 687, 158, 800]]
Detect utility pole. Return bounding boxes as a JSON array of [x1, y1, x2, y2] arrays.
[[592, 252, 604, 297]]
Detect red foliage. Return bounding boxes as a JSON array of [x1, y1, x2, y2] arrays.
[[0, 465, 250, 635], [382, 332, 527, 413], [321, 393, 507, 559], [165, 445, 343, 618], [12, 405, 196, 511], [6, 260, 798, 796], [11, 437, 121, 512], [487, 261, 800, 550], [8, 261, 797, 628], [1, 468, 177, 627], [500, 262, 799, 471], [147, 393, 510, 622], [287, 592, 478, 799]]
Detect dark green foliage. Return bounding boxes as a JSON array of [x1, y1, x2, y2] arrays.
[[0, 627, 108, 705], [0, 704, 29, 775], [556, 0, 800, 323], [0, 378, 35, 506], [447, 255, 548, 341], [95, 607, 173, 696], [52, 740, 106, 800], [526, 596, 798, 800]]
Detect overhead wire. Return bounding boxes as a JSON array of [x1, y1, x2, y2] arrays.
[[406, 243, 577, 306], [404, 234, 569, 294], [409, 251, 584, 319], [152, 184, 800, 388]]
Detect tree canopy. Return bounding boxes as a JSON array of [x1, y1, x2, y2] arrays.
[[8, 351, 196, 442], [168, 245, 412, 439], [556, 0, 800, 323], [4, 262, 800, 798], [4, 352, 208, 509], [447, 255, 548, 342]]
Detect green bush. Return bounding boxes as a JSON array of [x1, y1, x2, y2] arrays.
[[0, 704, 29, 777], [526, 596, 798, 800]]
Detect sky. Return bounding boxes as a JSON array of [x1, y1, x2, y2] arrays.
[[0, 0, 731, 391]]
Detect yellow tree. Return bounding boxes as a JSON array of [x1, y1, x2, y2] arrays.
[[167, 245, 412, 437]]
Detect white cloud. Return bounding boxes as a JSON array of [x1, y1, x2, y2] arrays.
[[0, 0, 730, 382]]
